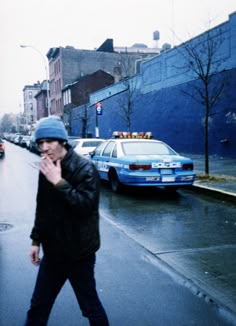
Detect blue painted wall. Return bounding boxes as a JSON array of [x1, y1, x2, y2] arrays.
[[71, 12, 236, 157]]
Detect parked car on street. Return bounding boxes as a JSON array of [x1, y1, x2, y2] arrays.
[[68, 136, 81, 148], [90, 131, 196, 192], [0, 137, 5, 158], [19, 135, 31, 149], [28, 131, 40, 155], [72, 138, 105, 158], [12, 133, 22, 145]]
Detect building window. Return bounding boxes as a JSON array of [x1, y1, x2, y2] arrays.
[[65, 91, 68, 105], [60, 98, 62, 111], [54, 60, 61, 75], [52, 80, 55, 94], [68, 89, 71, 103], [63, 90, 71, 105], [29, 92, 32, 99]]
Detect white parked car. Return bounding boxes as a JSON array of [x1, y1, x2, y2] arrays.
[[20, 135, 31, 149], [72, 138, 105, 158]]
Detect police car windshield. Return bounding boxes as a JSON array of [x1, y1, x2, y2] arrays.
[[122, 141, 176, 155]]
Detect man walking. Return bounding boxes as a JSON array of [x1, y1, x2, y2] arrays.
[[24, 116, 109, 326]]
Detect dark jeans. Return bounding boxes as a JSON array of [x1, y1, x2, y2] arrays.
[[24, 254, 109, 326]]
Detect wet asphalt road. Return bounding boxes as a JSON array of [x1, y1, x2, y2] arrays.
[[99, 182, 236, 317], [0, 141, 236, 326]]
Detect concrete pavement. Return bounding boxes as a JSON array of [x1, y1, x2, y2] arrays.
[[184, 154, 236, 198], [162, 153, 236, 322]]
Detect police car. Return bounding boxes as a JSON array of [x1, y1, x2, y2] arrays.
[[90, 132, 196, 192]]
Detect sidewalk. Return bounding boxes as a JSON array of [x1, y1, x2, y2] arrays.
[[174, 153, 236, 320], [185, 154, 236, 198]]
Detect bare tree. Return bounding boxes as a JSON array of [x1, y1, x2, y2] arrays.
[[66, 84, 92, 138], [176, 28, 226, 175], [0, 114, 16, 133], [80, 104, 93, 138], [118, 77, 138, 132], [116, 52, 140, 132]]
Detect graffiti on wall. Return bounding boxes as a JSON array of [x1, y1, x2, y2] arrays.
[[225, 111, 236, 124]]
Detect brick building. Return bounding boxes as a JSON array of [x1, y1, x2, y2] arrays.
[[34, 80, 49, 120], [46, 39, 160, 117], [62, 70, 114, 134], [63, 70, 114, 109]]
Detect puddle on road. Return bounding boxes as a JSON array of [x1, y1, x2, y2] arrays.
[[0, 223, 13, 232]]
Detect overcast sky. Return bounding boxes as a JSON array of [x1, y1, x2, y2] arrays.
[[1, 0, 235, 115]]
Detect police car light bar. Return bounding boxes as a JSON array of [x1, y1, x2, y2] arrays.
[[112, 131, 153, 139]]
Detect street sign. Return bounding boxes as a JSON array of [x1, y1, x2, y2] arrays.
[[96, 102, 103, 115]]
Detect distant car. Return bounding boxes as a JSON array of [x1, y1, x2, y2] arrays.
[[0, 137, 5, 158], [20, 135, 30, 149], [12, 133, 22, 145], [28, 131, 40, 155], [90, 131, 196, 192], [72, 138, 105, 158]]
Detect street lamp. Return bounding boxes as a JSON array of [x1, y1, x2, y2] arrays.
[[20, 44, 51, 116]]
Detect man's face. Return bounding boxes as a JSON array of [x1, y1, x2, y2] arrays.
[[37, 139, 67, 162]]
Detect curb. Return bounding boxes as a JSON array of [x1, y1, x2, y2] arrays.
[[193, 183, 236, 201]]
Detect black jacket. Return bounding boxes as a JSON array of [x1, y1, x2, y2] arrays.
[[30, 148, 101, 261]]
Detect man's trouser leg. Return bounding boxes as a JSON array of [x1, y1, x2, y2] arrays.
[[24, 257, 66, 326], [69, 254, 109, 326]]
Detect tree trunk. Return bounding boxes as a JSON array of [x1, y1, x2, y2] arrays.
[[81, 107, 88, 138], [204, 112, 209, 175]]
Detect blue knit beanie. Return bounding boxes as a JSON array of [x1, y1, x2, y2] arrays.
[[34, 116, 68, 142]]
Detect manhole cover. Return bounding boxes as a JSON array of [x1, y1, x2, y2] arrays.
[[0, 223, 13, 232]]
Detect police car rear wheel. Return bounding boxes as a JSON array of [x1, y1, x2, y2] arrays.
[[110, 170, 122, 193]]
